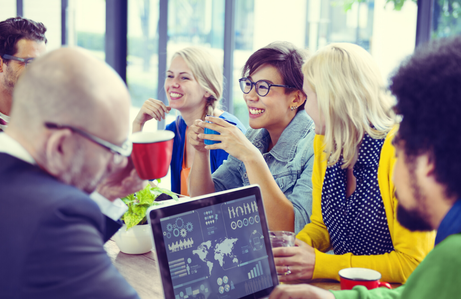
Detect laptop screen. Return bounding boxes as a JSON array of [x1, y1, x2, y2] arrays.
[[148, 185, 279, 299]]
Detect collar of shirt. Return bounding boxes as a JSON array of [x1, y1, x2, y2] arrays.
[[0, 132, 36, 164], [435, 198, 461, 246], [0, 132, 127, 220], [250, 112, 315, 162]]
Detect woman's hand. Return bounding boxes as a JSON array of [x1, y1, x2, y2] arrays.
[[272, 238, 316, 283], [132, 98, 171, 132], [197, 116, 258, 162], [188, 119, 207, 153]]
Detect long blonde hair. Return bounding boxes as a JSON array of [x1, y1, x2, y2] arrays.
[[302, 43, 395, 168], [172, 47, 222, 119]]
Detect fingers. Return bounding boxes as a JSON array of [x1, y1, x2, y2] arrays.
[[272, 246, 297, 257], [140, 98, 171, 121], [146, 99, 170, 121], [195, 119, 229, 145], [187, 119, 208, 152], [188, 119, 204, 143], [204, 115, 228, 125]]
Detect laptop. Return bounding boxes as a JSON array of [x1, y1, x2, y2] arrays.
[[147, 185, 279, 299]]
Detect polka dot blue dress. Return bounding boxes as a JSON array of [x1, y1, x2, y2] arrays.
[[321, 133, 394, 255]]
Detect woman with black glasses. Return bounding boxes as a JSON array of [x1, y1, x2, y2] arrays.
[[188, 41, 316, 233]]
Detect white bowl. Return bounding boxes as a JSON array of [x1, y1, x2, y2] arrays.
[[113, 224, 153, 254]]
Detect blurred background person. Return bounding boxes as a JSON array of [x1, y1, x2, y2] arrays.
[[188, 41, 315, 233], [0, 16, 47, 131], [132, 46, 245, 196], [273, 42, 434, 284]]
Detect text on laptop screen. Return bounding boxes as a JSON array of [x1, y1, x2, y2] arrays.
[[159, 194, 273, 299]]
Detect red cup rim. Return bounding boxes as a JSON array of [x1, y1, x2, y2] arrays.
[[338, 268, 382, 281], [131, 131, 175, 143]]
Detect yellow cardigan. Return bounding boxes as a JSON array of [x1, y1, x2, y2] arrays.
[[296, 128, 435, 283]]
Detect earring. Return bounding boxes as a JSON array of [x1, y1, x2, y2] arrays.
[[290, 105, 298, 111]]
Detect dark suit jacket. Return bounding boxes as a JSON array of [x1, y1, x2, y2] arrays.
[[0, 153, 139, 299]]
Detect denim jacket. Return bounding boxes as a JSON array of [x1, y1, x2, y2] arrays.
[[212, 111, 316, 233]]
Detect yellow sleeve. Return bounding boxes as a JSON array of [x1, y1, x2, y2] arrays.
[[296, 135, 331, 252], [299, 128, 436, 283]]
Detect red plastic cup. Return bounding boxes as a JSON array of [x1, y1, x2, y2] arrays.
[[339, 268, 392, 290], [130, 131, 175, 180]]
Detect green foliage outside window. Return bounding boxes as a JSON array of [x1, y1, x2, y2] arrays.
[[432, 0, 461, 38]]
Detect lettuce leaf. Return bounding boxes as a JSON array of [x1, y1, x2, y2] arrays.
[[121, 182, 178, 230]]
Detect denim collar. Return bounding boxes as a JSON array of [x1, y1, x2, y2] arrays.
[[435, 199, 461, 246], [251, 112, 314, 162]]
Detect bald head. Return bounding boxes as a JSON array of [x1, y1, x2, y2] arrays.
[[4, 47, 132, 193], [9, 47, 131, 142]]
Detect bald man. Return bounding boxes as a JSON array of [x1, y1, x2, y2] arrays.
[[0, 47, 143, 298]]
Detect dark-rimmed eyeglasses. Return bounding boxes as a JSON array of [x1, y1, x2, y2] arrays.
[[45, 122, 132, 163], [1, 54, 35, 66], [239, 77, 295, 97]]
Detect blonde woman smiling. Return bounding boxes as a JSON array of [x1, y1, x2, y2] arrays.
[[132, 47, 245, 196], [273, 43, 435, 283]]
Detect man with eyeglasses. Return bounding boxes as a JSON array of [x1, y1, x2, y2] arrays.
[[0, 47, 145, 298], [0, 16, 47, 131]]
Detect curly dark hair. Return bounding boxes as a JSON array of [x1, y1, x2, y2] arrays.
[[390, 36, 461, 199], [241, 41, 308, 110], [0, 16, 47, 59]]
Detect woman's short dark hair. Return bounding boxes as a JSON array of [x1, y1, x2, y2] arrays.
[[0, 16, 47, 58], [242, 41, 308, 110]]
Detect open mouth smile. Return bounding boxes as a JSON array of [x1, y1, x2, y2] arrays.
[[249, 108, 265, 115], [169, 92, 183, 99]]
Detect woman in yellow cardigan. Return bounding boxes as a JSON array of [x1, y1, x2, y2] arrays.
[[273, 43, 435, 284]]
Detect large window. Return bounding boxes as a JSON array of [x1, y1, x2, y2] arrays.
[[231, 0, 417, 128], [0, 0, 448, 190], [128, 0, 226, 127], [24, 0, 61, 51], [0, 0, 16, 22], [68, 0, 106, 60], [165, 0, 225, 123], [127, 0, 160, 133]]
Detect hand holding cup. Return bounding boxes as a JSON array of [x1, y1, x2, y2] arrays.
[[272, 238, 316, 282]]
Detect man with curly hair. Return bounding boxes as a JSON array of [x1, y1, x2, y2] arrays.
[[0, 16, 47, 131], [269, 36, 461, 299]]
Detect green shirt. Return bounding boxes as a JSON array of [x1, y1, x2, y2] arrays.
[[332, 233, 461, 299]]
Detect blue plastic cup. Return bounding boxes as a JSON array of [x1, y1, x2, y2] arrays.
[[204, 120, 236, 145]]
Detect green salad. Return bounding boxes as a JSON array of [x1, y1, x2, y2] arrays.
[[121, 180, 178, 229]]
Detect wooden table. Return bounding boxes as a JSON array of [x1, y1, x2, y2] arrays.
[[104, 240, 164, 298], [104, 240, 401, 298]]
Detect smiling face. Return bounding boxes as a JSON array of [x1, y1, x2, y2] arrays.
[[164, 55, 208, 114], [303, 77, 325, 135], [244, 64, 299, 134]]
